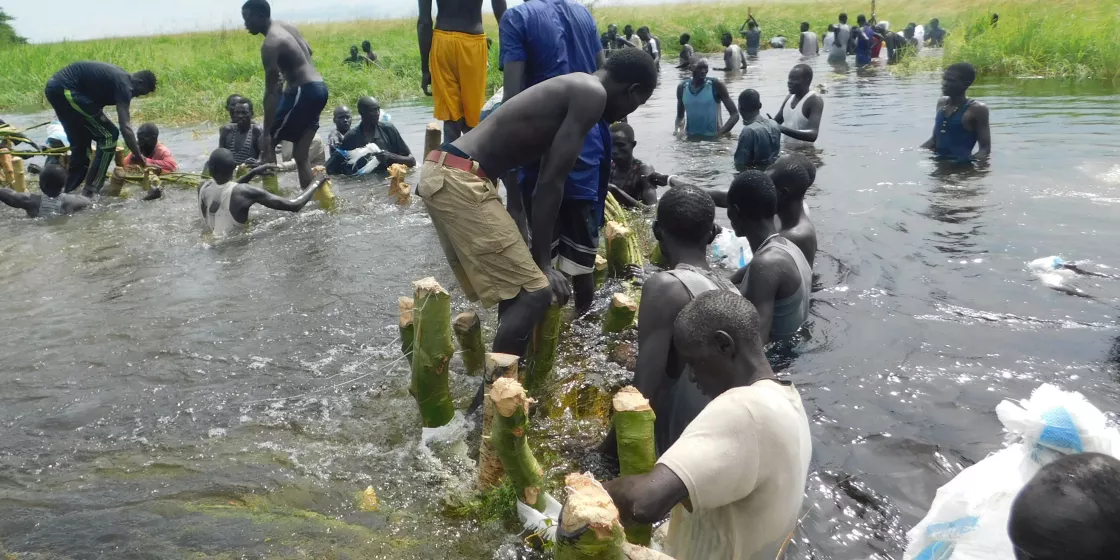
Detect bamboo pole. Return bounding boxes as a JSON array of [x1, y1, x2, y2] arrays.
[[103, 168, 127, 197], [603, 293, 638, 334], [0, 140, 14, 186], [388, 163, 411, 204], [424, 122, 442, 157], [10, 158, 27, 193], [605, 221, 642, 278], [594, 255, 608, 289], [411, 278, 456, 428], [399, 297, 415, 367], [311, 165, 337, 210], [142, 168, 161, 198], [491, 377, 547, 511], [613, 387, 656, 546], [452, 312, 485, 377], [556, 473, 627, 559], [524, 303, 562, 396], [478, 353, 518, 489], [114, 147, 127, 168]]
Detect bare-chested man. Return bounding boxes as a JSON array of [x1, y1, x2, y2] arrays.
[[242, 0, 329, 190], [418, 0, 507, 143]]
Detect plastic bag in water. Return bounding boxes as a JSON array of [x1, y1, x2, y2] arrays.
[[711, 229, 752, 269], [903, 384, 1120, 560]]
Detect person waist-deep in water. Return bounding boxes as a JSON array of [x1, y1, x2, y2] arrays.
[[44, 60, 157, 197], [774, 63, 825, 148], [830, 13, 851, 62], [734, 89, 781, 171], [768, 154, 818, 268], [676, 58, 739, 139], [607, 122, 658, 209], [325, 96, 415, 176], [123, 123, 178, 173], [219, 98, 265, 166], [604, 290, 812, 560], [198, 148, 327, 237], [740, 14, 762, 56], [799, 21, 819, 56], [0, 164, 91, 218], [922, 62, 991, 163], [720, 32, 747, 71], [677, 33, 695, 68], [325, 105, 352, 154]]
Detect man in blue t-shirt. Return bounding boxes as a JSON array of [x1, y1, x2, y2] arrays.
[[498, 0, 609, 315]]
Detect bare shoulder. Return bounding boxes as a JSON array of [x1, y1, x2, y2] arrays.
[[935, 95, 950, 109], [642, 271, 692, 309], [967, 99, 990, 115]]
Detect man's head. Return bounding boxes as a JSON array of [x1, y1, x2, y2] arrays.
[[137, 123, 159, 156], [333, 105, 352, 133], [362, 40, 372, 53], [942, 62, 976, 96], [637, 26, 651, 41], [876, 23, 887, 34], [1009, 453, 1120, 560], [828, 24, 836, 33], [607, 24, 618, 35], [350, 45, 359, 57], [738, 88, 762, 118], [600, 48, 658, 123], [130, 70, 157, 97], [721, 32, 733, 47], [904, 25, 915, 39], [839, 13, 848, 24], [609, 122, 635, 165], [727, 169, 777, 237], [673, 290, 768, 398], [768, 154, 813, 208], [653, 186, 717, 260], [624, 24, 634, 36], [690, 57, 709, 81], [207, 148, 237, 184], [242, 0, 272, 35], [225, 94, 245, 118], [232, 99, 254, 130], [39, 164, 67, 198], [930, 18, 940, 29], [357, 96, 381, 125], [748, 21, 758, 30], [801, 22, 810, 33], [679, 33, 690, 45], [787, 63, 813, 95], [857, 14, 867, 26]]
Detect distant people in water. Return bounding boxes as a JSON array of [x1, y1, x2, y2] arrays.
[[0, 164, 91, 218], [739, 13, 762, 56], [677, 33, 695, 68], [608, 122, 657, 208], [676, 58, 739, 139], [734, 89, 781, 171], [927, 19, 947, 47], [769, 154, 817, 268], [637, 26, 661, 64], [829, 13, 851, 63], [219, 99, 264, 166], [823, 25, 837, 58], [326, 97, 414, 176], [1009, 452, 1120, 560], [854, 14, 875, 66], [991, 13, 999, 27], [921, 62, 991, 162], [361, 40, 379, 64], [774, 64, 824, 148], [123, 123, 179, 173], [721, 32, 747, 71], [326, 105, 352, 153], [799, 22, 819, 56], [198, 148, 326, 237]]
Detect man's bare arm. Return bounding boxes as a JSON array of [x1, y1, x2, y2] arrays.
[[491, 0, 507, 27], [716, 80, 740, 136], [972, 103, 991, 159], [741, 252, 781, 345], [417, 0, 434, 95], [241, 175, 326, 212], [0, 188, 33, 211], [674, 82, 686, 134], [116, 102, 144, 164], [605, 464, 690, 524], [502, 61, 526, 102], [260, 42, 284, 162], [779, 95, 824, 142]]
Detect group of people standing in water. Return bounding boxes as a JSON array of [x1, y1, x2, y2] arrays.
[[0, 0, 1018, 557]]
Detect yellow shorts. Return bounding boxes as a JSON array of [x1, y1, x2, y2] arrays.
[[417, 158, 549, 308], [430, 29, 488, 128]]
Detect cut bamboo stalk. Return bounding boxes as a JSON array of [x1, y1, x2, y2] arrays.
[[605, 221, 641, 278], [262, 172, 280, 194], [594, 255, 608, 289], [556, 473, 627, 559], [478, 353, 518, 490], [10, 158, 27, 193], [524, 303, 562, 396], [491, 377, 547, 510], [0, 140, 14, 185], [410, 278, 456, 428], [142, 168, 161, 198], [388, 163, 411, 204], [452, 312, 485, 377], [114, 147, 127, 168], [311, 165, 336, 210], [399, 297, 415, 366], [613, 387, 656, 546], [235, 163, 251, 181], [104, 168, 127, 197], [621, 543, 676, 560], [424, 122, 442, 157], [603, 293, 638, 334]]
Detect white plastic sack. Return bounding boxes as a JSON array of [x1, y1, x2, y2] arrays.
[[517, 491, 563, 541], [712, 229, 752, 269], [903, 384, 1120, 560]]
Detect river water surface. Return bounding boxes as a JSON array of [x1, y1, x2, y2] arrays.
[[3, 48, 1120, 559]]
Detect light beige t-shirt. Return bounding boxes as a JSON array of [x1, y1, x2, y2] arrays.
[[658, 380, 813, 560]]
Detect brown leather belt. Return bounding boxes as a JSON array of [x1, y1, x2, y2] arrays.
[[425, 150, 487, 180]]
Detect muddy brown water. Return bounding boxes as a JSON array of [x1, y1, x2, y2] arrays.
[[3, 47, 1120, 559]]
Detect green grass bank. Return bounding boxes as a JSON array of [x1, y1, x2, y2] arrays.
[[0, 0, 1115, 125]]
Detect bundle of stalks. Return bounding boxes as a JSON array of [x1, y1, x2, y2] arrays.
[[388, 163, 411, 204]]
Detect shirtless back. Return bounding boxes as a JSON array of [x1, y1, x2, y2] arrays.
[[265, 21, 321, 87], [431, 0, 487, 34]]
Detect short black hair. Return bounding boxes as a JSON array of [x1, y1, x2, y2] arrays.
[[839, 13, 848, 23], [828, 24, 836, 33], [138, 123, 159, 137], [792, 63, 814, 81], [738, 88, 761, 112], [236, 98, 255, 112], [769, 155, 812, 203], [604, 47, 659, 94], [857, 14, 867, 24], [801, 22, 810, 31], [680, 33, 690, 42], [657, 186, 715, 245], [1010, 453, 1120, 560], [674, 290, 764, 358], [791, 152, 816, 184], [208, 148, 236, 175], [722, 31, 733, 41], [226, 93, 244, 106], [133, 70, 157, 92], [362, 40, 371, 49], [946, 62, 977, 85], [242, 0, 271, 17], [728, 170, 777, 220], [39, 164, 67, 195], [609, 122, 635, 143], [638, 26, 649, 33]]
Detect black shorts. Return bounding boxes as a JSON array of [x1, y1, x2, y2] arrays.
[[271, 81, 329, 143], [550, 199, 599, 277]]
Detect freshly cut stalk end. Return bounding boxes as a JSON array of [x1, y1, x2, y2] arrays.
[[424, 122, 443, 158], [312, 165, 337, 210], [605, 221, 641, 277], [411, 278, 455, 428], [491, 377, 547, 510], [594, 255, 609, 289], [399, 296, 415, 366], [612, 386, 652, 414], [11, 158, 27, 193], [603, 293, 638, 334], [556, 473, 627, 559], [113, 146, 127, 168], [524, 303, 562, 396], [452, 312, 485, 377], [104, 168, 127, 197], [478, 352, 518, 490], [388, 164, 411, 204], [612, 386, 656, 545]]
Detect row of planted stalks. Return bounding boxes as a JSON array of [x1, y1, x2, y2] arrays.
[[399, 178, 663, 557]]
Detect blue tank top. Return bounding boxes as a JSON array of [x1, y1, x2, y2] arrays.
[[681, 78, 720, 138], [933, 99, 977, 162]]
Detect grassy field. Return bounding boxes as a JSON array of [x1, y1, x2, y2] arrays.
[[0, 0, 1115, 125]]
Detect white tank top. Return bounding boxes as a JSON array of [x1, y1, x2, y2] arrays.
[[198, 180, 244, 235], [726, 44, 744, 68], [800, 32, 819, 56], [781, 90, 818, 147], [38, 195, 63, 217]]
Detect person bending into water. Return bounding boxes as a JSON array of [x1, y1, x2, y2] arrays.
[[608, 122, 657, 208], [598, 186, 737, 459], [921, 62, 991, 162], [326, 96, 414, 176], [417, 0, 507, 143], [720, 32, 747, 71], [799, 22, 819, 56], [739, 14, 762, 56], [1009, 453, 1120, 560], [927, 19, 947, 47], [44, 61, 157, 197], [734, 89, 781, 171], [219, 99, 264, 166], [243, 0, 330, 191], [605, 290, 812, 560], [677, 33, 695, 68], [325, 105, 352, 153], [418, 48, 657, 360], [122, 123, 178, 173], [769, 154, 817, 268], [0, 164, 91, 218], [676, 58, 739, 139], [774, 63, 824, 148], [727, 170, 813, 343], [829, 13, 851, 63], [198, 148, 326, 236]]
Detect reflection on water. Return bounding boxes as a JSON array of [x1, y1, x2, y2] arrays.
[[2, 49, 1120, 559]]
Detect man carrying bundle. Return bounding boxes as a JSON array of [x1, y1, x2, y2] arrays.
[[44, 61, 157, 197]]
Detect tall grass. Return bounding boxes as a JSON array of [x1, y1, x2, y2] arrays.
[[0, 0, 1115, 124]]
